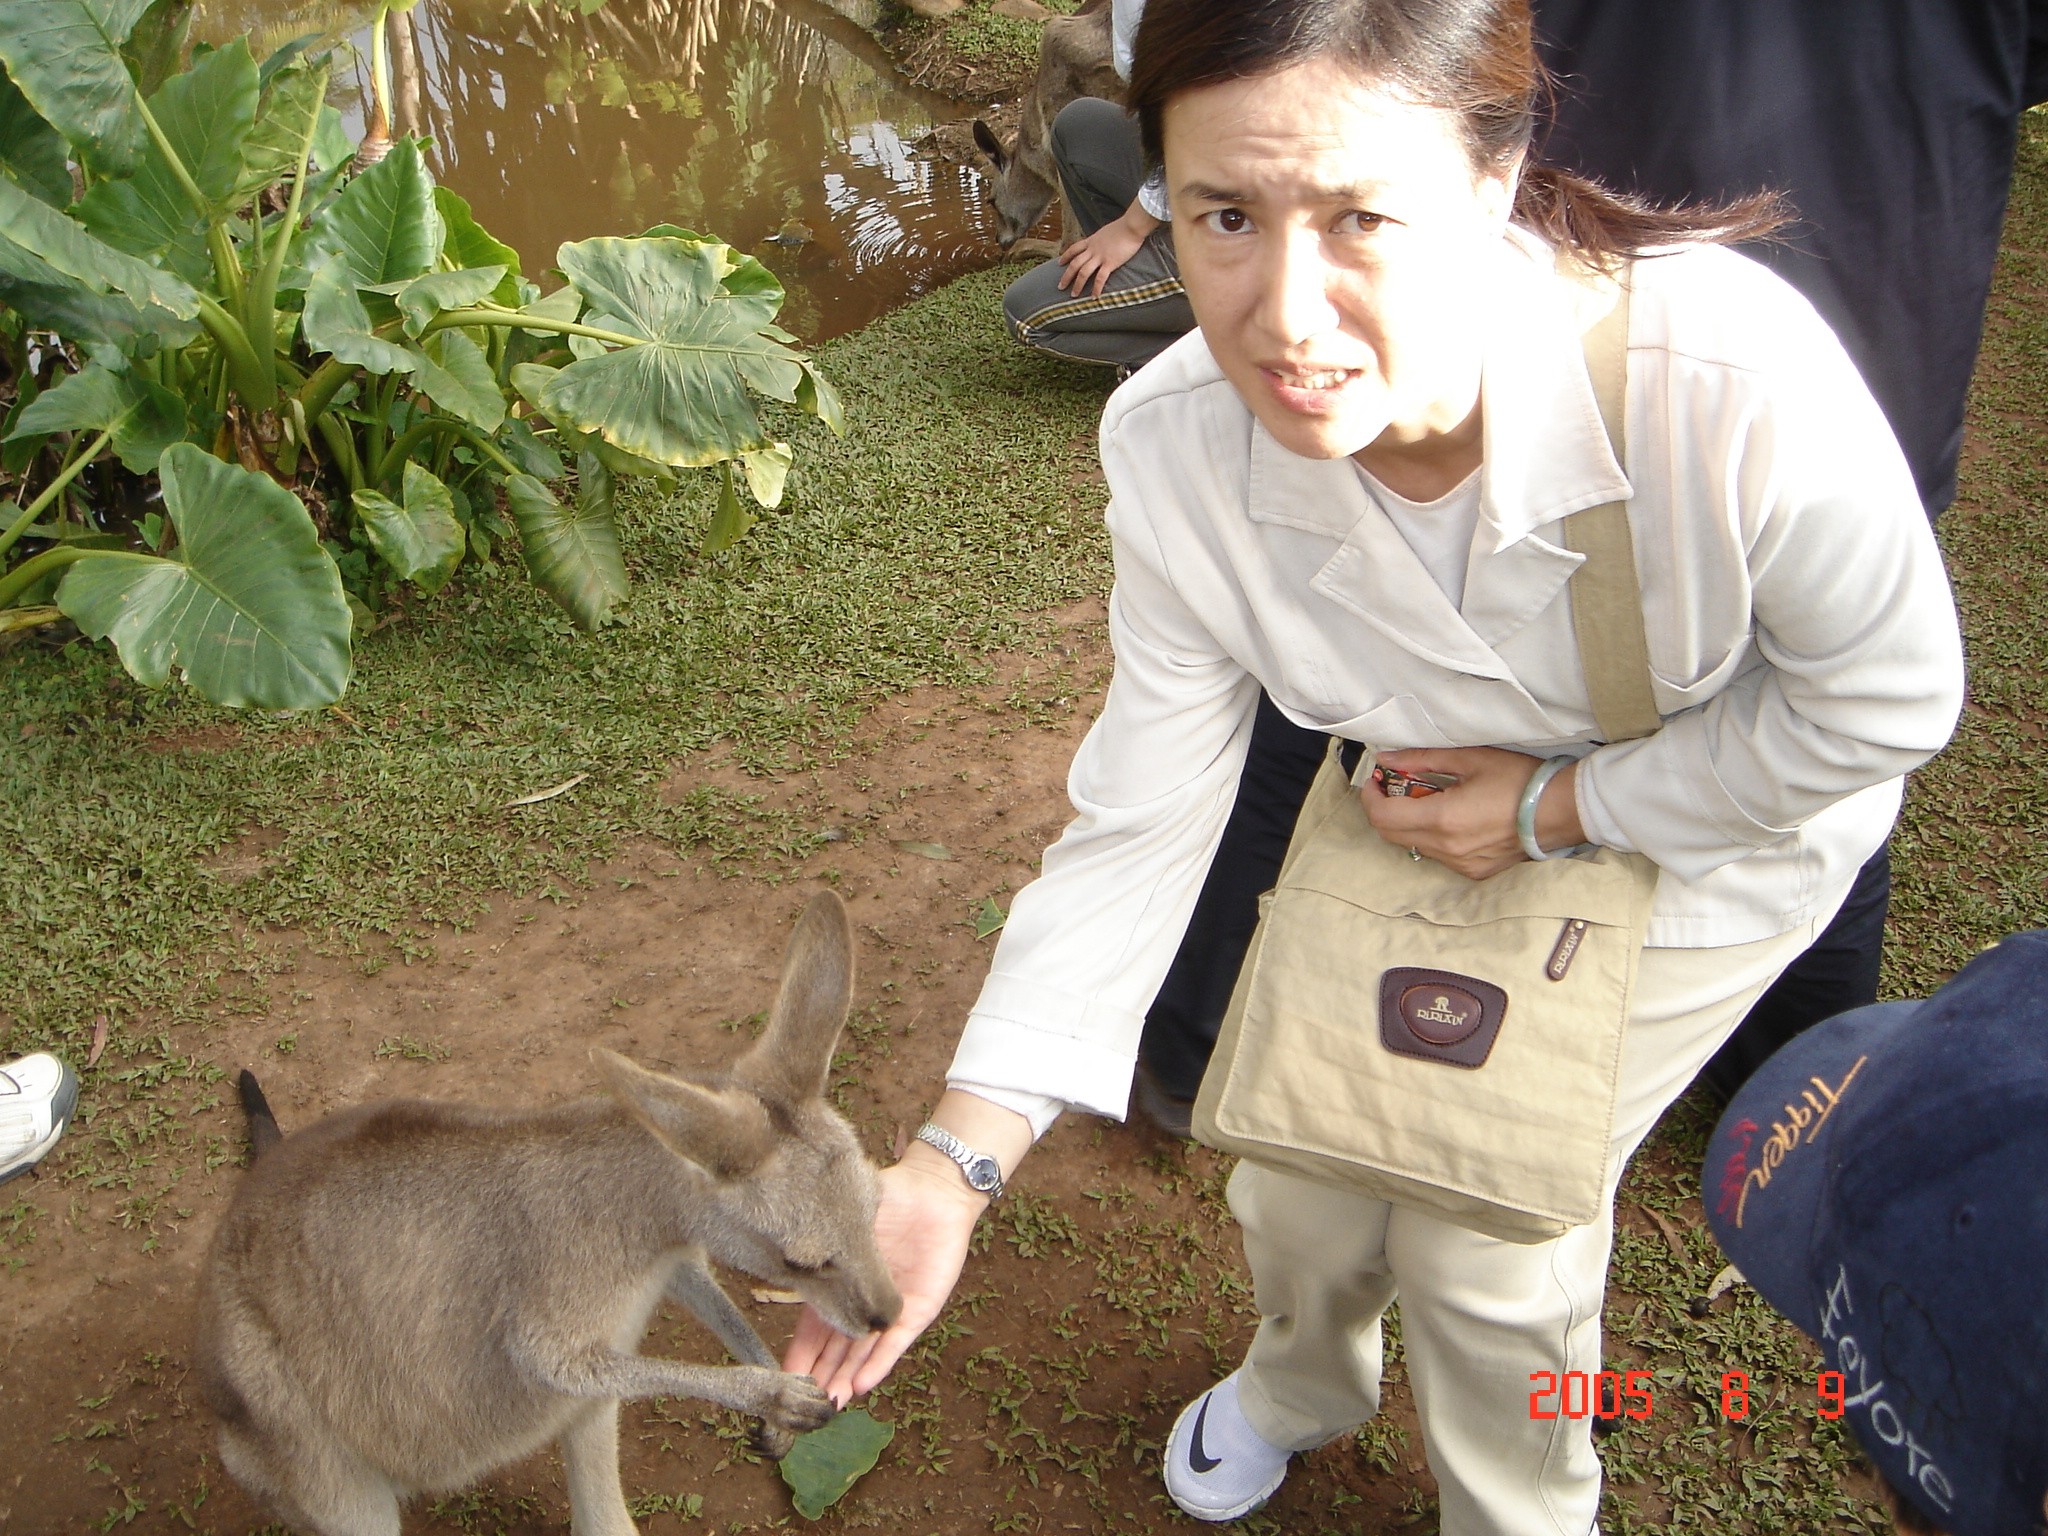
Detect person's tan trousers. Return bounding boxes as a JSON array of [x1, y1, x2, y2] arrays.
[[1228, 912, 1831, 1536]]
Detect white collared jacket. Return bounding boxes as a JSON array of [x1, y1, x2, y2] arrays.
[[949, 230, 1964, 1124]]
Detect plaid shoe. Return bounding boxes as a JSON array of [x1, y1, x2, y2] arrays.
[[0, 1054, 78, 1186]]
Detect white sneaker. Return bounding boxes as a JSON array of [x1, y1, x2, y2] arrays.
[[0, 1054, 78, 1186], [1164, 1372, 1291, 1522]]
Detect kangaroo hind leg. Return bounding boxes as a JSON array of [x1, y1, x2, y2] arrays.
[[220, 1422, 401, 1536], [560, 1400, 639, 1536]]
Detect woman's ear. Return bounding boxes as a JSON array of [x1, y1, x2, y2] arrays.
[[1478, 148, 1525, 232]]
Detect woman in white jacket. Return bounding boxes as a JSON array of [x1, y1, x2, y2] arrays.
[[789, 0, 1966, 1529]]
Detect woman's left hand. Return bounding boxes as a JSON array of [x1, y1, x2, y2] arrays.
[[1363, 747, 1585, 880]]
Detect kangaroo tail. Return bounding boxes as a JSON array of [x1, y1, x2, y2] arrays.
[[237, 1070, 283, 1160]]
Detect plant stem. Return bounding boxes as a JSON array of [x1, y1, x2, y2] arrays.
[[245, 62, 331, 409], [316, 413, 363, 493], [134, 94, 247, 313], [375, 418, 519, 486], [0, 604, 63, 634], [371, 5, 394, 137], [0, 429, 113, 563], [423, 309, 646, 348], [0, 543, 120, 611], [197, 296, 273, 411]]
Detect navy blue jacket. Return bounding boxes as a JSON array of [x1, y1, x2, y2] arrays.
[[1534, 0, 2048, 514]]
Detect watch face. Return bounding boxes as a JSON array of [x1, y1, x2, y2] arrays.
[[965, 1155, 1001, 1193]]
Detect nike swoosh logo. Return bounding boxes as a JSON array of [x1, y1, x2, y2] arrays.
[[1188, 1395, 1222, 1473]]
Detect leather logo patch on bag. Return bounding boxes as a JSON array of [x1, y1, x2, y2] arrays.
[[1379, 967, 1508, 1069]]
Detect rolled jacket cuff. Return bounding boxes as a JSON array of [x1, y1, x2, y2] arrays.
[[948, 972, 1150, 1122]]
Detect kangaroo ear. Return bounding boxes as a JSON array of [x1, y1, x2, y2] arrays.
[[972, 118, 1009, 170], [591, 1049, 773, 1178], [730, 891, 853, 1112]]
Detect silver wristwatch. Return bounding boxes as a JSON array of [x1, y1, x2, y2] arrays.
[[913, 1122, 1005, 1199]]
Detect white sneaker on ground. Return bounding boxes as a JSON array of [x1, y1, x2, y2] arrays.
[[1164, 1372, 1291, 1522], [0, 1053, 78, 1186]]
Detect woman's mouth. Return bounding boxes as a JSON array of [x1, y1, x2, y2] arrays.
[[1262, 365, 1364, 410]]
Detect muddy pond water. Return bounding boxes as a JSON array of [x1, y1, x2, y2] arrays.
[[196, 0, 1003, 340]]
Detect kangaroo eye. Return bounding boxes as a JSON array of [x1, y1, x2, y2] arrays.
[[785, 1257, 830, 1275]]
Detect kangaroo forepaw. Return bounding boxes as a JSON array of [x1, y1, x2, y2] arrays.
[[748, 1368, 835, 1438], [751, 1419, 798, 1460]]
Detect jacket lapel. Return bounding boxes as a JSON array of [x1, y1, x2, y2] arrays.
[[1248, 424, 1520, 680]]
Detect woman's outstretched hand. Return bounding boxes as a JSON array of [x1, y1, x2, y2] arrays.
[[783, 1090, 1033, 1405], [782, 1155, 984, 1404], [1363, 746, 1585, 880]]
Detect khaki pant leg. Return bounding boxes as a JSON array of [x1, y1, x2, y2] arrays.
[[1228, 1159, 1400, 1451], [1236, 912, 1833, 1536]]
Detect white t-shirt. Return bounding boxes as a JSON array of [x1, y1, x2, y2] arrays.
[[1356, 464, 1482, 610]]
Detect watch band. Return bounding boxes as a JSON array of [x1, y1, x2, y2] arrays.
[[914, 1122, 1005, 1199]]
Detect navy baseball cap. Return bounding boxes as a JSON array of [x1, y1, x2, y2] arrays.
[[1705, 930, 2048, 1536]]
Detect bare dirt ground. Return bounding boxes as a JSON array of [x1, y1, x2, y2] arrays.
[[0, 601, 1432, 1535]]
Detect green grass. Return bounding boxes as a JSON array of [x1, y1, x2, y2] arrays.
[[1884, 109, 2048, 994], [0, 268, 1108, 1065]]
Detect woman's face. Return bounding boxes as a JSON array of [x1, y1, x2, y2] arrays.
[[1163, 57, 1519, 464]]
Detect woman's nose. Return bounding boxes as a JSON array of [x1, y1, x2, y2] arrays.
[[1257, 229, 1341, 346]]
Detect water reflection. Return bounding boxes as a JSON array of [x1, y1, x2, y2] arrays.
[[194, 0, 1000, 339]]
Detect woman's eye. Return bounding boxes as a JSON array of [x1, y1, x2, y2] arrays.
[[1204, 208, 1253, 235], [1336, 210, 1386, 234]]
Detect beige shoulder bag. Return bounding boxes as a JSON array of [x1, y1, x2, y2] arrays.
[[1191, 266, 1662, 1244]]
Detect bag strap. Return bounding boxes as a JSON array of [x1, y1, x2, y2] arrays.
[[1559, 267, 1661, 744]]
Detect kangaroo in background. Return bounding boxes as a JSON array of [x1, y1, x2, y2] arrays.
[[197, 891, 898, 1536], [971, 0, 1121, 249]]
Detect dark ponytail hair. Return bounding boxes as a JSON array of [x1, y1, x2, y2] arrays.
[[1126, 0, 1789, 270]]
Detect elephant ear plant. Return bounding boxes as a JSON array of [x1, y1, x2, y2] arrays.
[[0, 0, 841, 709]]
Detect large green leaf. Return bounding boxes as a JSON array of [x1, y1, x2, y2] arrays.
[[0, 66, 72, 207], [8, 362, 185, 472], [237, 57, 330, 200], [778, 1408, 894, 1520], [0, 244, 183, 350], [55, 442, 352, 707], [542, 236, 803, 468], [434, 185, 521, 303], [305, 136, 440, 285], [505, 458, 626, 631], [303, 253, 415, 374], [407, 328, 503, 431], [396, 265, 505, 337], [77, 40, 273, 280], [0, 172, 198, 318], [353, 461, 462, 595], [124, 0, 195, 96], [0, 0, 151, 176]]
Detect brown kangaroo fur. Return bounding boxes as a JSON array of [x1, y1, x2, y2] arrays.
[[972, 0, 1122, 249], [196, 892, 899, 1536]]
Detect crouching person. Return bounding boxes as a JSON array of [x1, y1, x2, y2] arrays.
[[1706, 931, 2048, 1536]]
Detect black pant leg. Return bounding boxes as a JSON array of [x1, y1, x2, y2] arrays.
[[1047, 97, 1147, 234], [1139, 692, 1331, 1101], [1697, 844, 1892, 1101]]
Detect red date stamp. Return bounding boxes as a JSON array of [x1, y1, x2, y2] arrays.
[[1528, 1369, 1850, 1421]]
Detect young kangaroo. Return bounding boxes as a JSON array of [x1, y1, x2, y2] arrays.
[[196, 891, 899, 1536], [971, 1, 1120, 249]]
